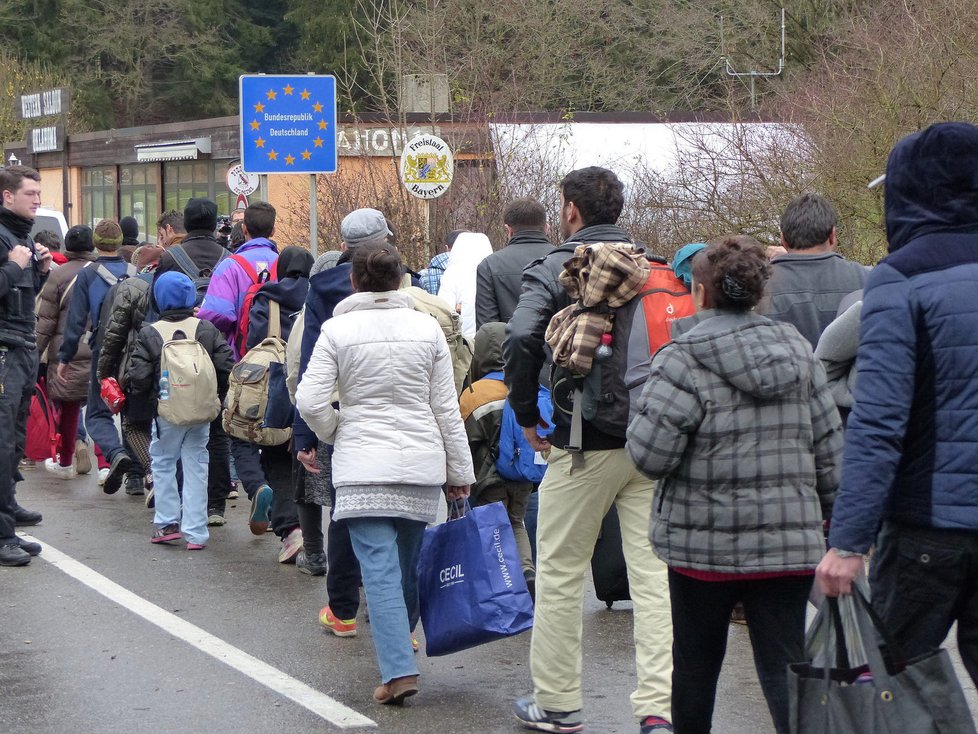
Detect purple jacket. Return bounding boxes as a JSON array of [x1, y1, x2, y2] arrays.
[[198, 238, 278, 358]]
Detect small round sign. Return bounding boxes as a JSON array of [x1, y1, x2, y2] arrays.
[[400, 134, 454, 199], [227, 163, 259, 196]]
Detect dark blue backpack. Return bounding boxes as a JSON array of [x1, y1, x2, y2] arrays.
[[483, 372, 553, 483]]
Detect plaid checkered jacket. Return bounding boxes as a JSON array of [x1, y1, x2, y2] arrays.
[[626, 310, 843, 573]]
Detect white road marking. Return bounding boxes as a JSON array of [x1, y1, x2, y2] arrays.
[[20, 534, 376, 729]]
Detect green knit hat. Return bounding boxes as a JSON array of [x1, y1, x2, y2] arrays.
[[93, 219, 124, 251]]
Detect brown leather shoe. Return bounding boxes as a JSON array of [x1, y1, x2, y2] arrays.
[[373, 675, 419, 705]]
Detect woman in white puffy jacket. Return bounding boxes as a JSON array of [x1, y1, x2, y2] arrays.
[[296, 243, 475, 706], [436, 231, 492, 340]]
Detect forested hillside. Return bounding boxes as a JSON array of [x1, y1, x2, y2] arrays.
[[3, 0, 977, 259], [0, 0, 880, 130]]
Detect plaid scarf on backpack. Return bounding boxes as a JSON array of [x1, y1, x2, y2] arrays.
[[545, 242, 650, 375]]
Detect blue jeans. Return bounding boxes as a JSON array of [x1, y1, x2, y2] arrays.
[[151, 418, 210, 546], [346, 516, 426, 683], [85, 347, 125, 462]]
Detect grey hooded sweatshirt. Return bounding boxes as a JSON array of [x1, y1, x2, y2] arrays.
[[626, 309, 843, 573]]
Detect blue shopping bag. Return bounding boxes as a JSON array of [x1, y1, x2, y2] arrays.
[[418, 501, 534, 656]]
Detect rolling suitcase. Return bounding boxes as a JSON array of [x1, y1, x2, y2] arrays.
[[591, 505, 631, 608]]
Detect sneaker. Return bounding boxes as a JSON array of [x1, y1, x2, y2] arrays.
[[228, 488, 239, 499], [44, 458, 76, 480], [17, 536, 42, 556], [124, 474, 145, 496], [411, 635, 419, 653], [320, 605, 357, 637], [151, 524, 181, 544], [0, 543, 31, 567], [640, 716, 673, 733], [13, 506, 42, 526], [74, 439, 92, 475], [278, 527, 303, 564], [207, 514, 226, 527], [296, 551, 327, 576], [248, 484, 273, 535], [97, 468, 110, 486], [103, 453, 132, 495], [513, 696, 584, 733], [730, 601, 747, 625], [18, 459, 36, 471], [145, 486, 155, 509], [186, 542, 206, 551]]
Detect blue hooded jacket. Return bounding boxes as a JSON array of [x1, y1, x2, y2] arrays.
[[154, 271, 196, 313], [828, 122, 978, 552], [292, 262, 355, 451]]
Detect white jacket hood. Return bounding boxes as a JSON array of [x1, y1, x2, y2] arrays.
[[437, 232, 493, 339]]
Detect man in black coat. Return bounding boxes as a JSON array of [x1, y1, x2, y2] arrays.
[[475, 198, 552, 329], [0, 166, 53, 566]]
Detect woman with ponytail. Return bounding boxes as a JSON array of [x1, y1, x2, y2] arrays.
[[296, 242, 475, 707], [626, 236, 844, 734]]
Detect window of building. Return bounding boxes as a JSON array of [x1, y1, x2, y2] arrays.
[[81, 167, 116, 226], [163, 160, 231, 218], [119, 164, 159, 243]]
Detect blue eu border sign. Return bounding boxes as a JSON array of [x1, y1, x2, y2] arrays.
[[239, 74, 338, 174]]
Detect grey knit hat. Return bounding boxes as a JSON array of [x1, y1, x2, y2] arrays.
[[311, 250, 342, 275]]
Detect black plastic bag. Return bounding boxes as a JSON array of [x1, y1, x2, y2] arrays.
[[788, 584, 976, 734]]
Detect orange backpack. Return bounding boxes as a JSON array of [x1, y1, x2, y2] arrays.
[[550, 256, 695, 442]]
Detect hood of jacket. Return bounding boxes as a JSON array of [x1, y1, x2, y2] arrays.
[[154, 271, 196, 312], [674, 310, 812, 399], [472, 321, 506, 379], [444, 232, 492, 276], [334, 289, 414, 317], [255, 276, 310, 314], [885, 122, 978, 252]]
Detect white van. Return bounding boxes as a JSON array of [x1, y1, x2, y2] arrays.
[[29, 207, 69, 245]]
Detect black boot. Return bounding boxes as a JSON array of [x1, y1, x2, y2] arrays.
[[0, 543, 31, 566], [13, 506, 42, 526]]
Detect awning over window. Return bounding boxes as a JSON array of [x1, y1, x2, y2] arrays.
[[135, 137, 212, 162]]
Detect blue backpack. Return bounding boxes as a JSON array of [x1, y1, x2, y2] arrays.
[[483, 372, 553, 483]]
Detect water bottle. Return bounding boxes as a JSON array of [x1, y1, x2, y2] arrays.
[[595, 333, 613, 361], [159, 369, 171, 401]]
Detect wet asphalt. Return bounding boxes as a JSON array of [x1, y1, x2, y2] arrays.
[[2, 468, 976, 733]]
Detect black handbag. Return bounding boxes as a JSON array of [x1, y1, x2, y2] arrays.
[[788, 585, 977, 734]]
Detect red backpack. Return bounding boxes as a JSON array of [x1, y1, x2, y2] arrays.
[[231, 254, 277, 358], [26, 379, 60, 462]]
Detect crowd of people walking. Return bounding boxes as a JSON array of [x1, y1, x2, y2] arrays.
[[3, 119, 978, 733]]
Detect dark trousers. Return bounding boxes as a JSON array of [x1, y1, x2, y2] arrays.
[[205, 416, 231, 516], [326, 481, 361, 620], [85, 347, 124, 462], [0, 345, 36, 544], [668, 569, 812, 734], [262, 442, 299, 539], [230, 436, 265, 497], [871, 521, 978, 687]]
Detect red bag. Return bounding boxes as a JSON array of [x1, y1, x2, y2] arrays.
[[26, 379, 60, 462], [100, 377, 126, 414]]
